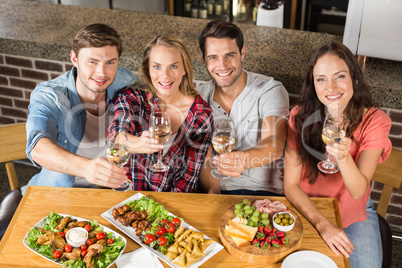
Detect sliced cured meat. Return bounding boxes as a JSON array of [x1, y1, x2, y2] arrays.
[[253, 199, 288, 218]]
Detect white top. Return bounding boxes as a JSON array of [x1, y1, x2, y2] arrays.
[[197, 70, 289, 194], [75, 108, 113, 188]]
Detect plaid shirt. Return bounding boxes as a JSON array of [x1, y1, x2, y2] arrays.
[[108, 86, 213, 192]]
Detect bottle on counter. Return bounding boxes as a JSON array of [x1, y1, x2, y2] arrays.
[[184, 0, 192, 17], [253, 0, 259, 24], [199, 0, 208, 19], [207, 0, 214, 18], [191, 0, 199, 18], [236, 0, 247, 22], [215, 0, 223, 18]]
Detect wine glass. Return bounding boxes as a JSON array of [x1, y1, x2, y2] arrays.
[[317, 113, 346, 174], [211, 119, 236, 179], [149, 111, 171, 172], [107, 133, 132, 192]]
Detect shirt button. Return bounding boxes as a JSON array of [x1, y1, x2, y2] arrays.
[[224, 112, 227, 115], [64, 140, 67, 143], [218, 106, 221, 109]]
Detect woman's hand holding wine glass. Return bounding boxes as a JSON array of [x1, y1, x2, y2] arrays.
[[317, 113, 347, 174]]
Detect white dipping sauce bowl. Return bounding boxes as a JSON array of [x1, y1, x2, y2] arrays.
[[66, 227, 88, 248]]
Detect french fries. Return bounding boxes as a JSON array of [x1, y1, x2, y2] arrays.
[[166, 228, 213, 268]]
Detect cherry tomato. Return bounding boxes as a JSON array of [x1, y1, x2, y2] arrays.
[[144, 234, 156, 245], [86, 238, 94, 246], [64, 244, 72, 253], [81, 249, 87, 257], [84, 224, 91, 232], [166, 223, 176, 234], [53, 250, 62, 259], [64, 228, 70, 234], [171, 218, 181, 227], [161, 219, 169, 226], [155, 226, 166, 236], [107, 238, 114, 245], [80, 244, 88, 251], [57, 231, 65, 239], [158, 236, 168, 246], [96, 232, 106, 240]]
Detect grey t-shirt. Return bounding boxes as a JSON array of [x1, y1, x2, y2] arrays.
[[197, 70, 289, 194]]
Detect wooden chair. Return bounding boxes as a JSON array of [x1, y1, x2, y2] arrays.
[[372, 148, 402, 268], [0, 122, 27, 191]]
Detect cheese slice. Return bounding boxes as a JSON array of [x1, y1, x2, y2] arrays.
[[225, 226, 250, 246], [228, 220, 258, 238], [224, 225, 254, 241]]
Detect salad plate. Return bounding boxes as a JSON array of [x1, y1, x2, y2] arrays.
[[101, 192, 224, 268], [281, 250, 337, 268], [23, 213, 127, 268]]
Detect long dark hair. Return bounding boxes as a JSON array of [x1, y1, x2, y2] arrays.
[[292, 41, 375, 183]]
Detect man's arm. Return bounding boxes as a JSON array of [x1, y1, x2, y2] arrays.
[[31, 137, 127, 188], [213, 116, 287, 177]]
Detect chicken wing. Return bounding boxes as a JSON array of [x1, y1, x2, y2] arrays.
[[61, 248, 82, 261], [56, 216, 71, 231]]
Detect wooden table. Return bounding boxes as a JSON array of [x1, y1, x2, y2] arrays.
[[0, 186, 350, 267]]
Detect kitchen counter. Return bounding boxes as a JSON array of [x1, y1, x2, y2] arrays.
[[0, 0, 401, 109]]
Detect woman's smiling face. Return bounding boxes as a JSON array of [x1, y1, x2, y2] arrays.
[[149, 45, 185, 98], [313, 53, 354, 115]]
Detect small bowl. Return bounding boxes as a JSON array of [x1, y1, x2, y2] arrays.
[[66, 227, 88, 247], [272, 212, 296, 232]]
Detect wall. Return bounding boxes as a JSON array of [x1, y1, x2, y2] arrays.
[[0, 52, 401, 233]]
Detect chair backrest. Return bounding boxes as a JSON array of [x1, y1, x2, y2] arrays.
[[0, 122, 27, 191], [372, 148, 402, 218]]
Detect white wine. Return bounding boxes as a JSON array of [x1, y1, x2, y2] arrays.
[[212, 134, 235, 154], [150, 125, 171, 144], [322, 126, 345, 145], [107, 145, 129, 167]]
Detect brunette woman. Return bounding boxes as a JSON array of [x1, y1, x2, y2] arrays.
[[285, 42, 391, 268]]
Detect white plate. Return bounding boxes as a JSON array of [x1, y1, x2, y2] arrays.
[[281, 250, 337, 268], [23, 213, 127, 268], [101, 192, 224, 268]]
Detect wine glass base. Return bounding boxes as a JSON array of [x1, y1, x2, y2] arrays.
[[150, 163, 170, 172], [113, 181, 132, 192], [317, 161, 339, 174], [211, 169, 229, 179]]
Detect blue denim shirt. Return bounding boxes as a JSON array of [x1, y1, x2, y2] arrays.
[[25, 66, 137, 189]]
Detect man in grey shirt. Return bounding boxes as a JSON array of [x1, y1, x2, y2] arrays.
[[197, 20, 289, 196]]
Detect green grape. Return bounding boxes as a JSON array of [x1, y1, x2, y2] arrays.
[[235, 203, 243, 210], [250, 206, 256, 211], [261, 218, 270, 226], [261, 213, 269, 219], [251, 215, 259, 223], [234, 208, 241, 215], [243, 205, 251, 211], [235, 212, 243, 218], [243, 199, 249, 204], [245, 209, 253, 215], [247, 220, 255, 227], [252, 210, 260, 217]]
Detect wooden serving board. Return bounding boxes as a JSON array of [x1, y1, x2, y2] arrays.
[[218, 203, 303, 264]]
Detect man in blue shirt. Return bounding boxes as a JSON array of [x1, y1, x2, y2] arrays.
[[25, 24, 137, 192]]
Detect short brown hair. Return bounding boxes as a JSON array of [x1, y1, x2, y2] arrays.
[[72, 23, 123, 57], [198, 20, 244, 59], [138, 34, 197, 97]]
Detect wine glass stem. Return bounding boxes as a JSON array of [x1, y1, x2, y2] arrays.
[[157, 149, 163, 164]]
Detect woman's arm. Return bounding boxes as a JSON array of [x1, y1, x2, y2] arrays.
[[284, 144, 354, 257], [327, 138, 383, 199]]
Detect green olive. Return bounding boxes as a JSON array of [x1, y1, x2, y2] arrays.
[[284, 213, 290, 219], [275, 217, 281, 224], [281, 218, 288, 225], [288, 218, 294, 225]]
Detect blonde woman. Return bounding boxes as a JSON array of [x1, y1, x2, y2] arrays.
[[108, 34, 213, 192]]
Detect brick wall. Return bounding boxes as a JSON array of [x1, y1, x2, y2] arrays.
[[1, 53, 401, 233]]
